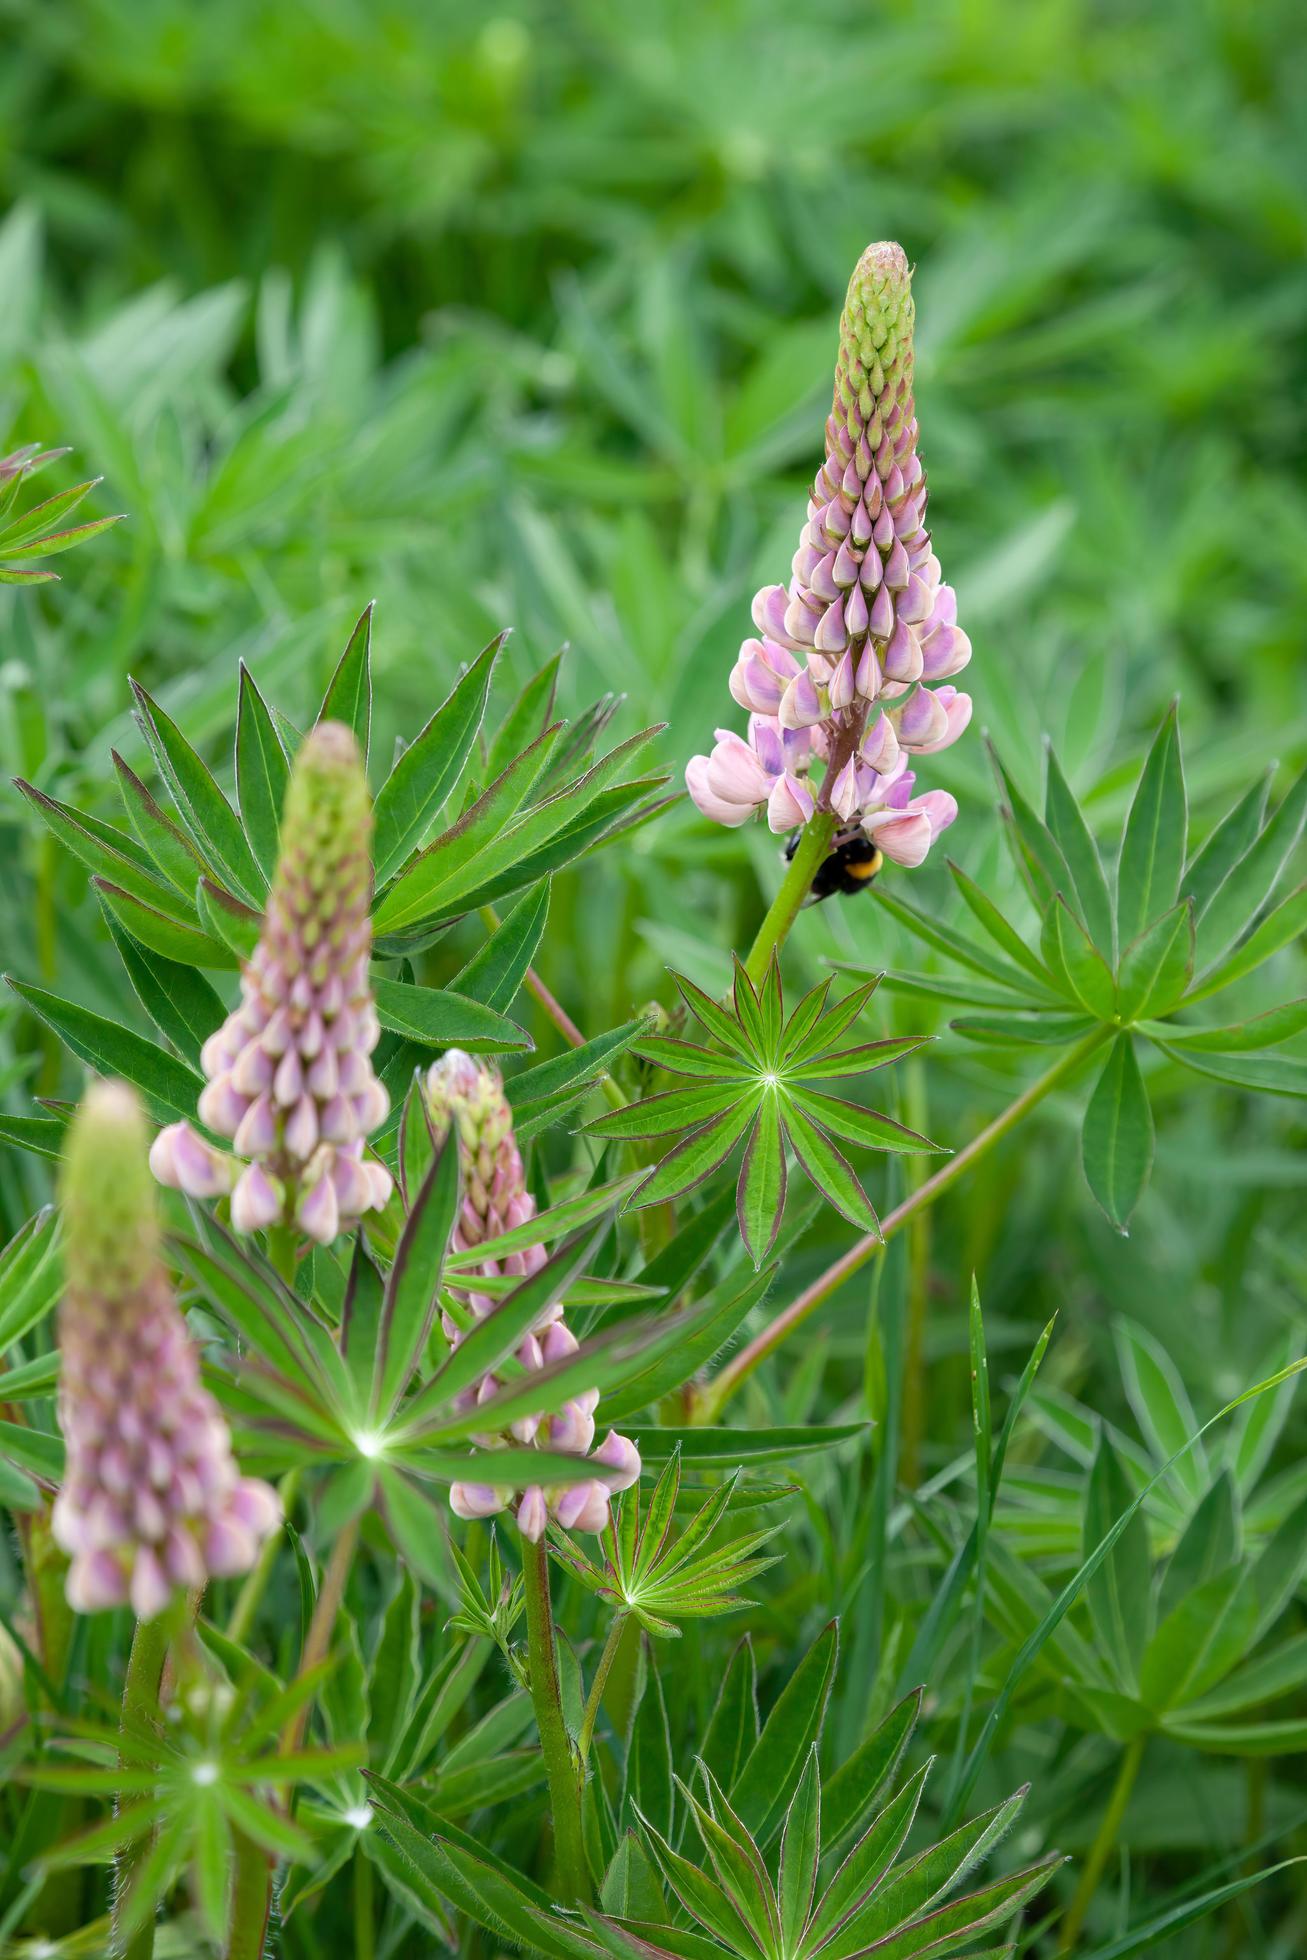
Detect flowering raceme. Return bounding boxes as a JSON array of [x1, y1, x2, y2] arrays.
[[53, 1081, 280, 1618], [151, 721, 392, 1245], [425, 1049, 640, 1540], [687, 242, 972, 868]]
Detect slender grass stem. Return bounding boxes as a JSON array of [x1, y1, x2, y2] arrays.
[[742, 811, 838, 987], [114, 1612, 173, 1960], [522, 1536, 589, 1904], [1059, 1735, 1146, 1953], [702, 1028, 1110, 1417], [578, 1611, 628, 1765]]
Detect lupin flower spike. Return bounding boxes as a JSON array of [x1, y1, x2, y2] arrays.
[[151, 720, 393, 1244], [52, 1080, 280, 1619], [425, 1049, 640, 1541], [688, 241, 972, 866]]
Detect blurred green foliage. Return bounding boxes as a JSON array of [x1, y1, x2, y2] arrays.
[[1, 0, 1306, 1949]]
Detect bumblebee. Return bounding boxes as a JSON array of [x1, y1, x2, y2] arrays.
[[786, 827, 884, 902]]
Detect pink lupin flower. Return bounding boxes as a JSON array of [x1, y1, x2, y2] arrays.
[[687, 241, 973, 870], [53, 1081, 280, 1619], [427, 1049, 640, 1540], [150, 721, 392, 1246]]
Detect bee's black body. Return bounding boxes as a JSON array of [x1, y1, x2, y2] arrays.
[[786, 827, 884, 902]]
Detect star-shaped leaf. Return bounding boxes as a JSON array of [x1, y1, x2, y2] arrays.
[[584, 957, 944, 1266]]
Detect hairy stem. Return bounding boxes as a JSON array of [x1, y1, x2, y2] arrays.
[[578, 1611, 628, 1765], [742, 810, 838, 987], [522, 1537, 589, 1904], [226, 1829, 274, 1960], [114, 1612, 173, 1960], [703, 1028, 1110, 1417], [1059, 1735, 1145, 1952]]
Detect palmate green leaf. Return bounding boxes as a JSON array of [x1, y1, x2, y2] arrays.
[[373, 632, 503, 882], [131, 679, 265, 901], [5, 975, 204, 1125], [0, 473, 105, 547], [319, 602, 373, 760], [235, 661, 291, 880], [1080, 1034, 1153, 1234], [679, 1772, 779, 1952], [372, 976, 530, 1053], [1115, 899, 1194, 1021], [1043, 742, 1115, 955], [0, 1112, 65, 1159], [485, 647, 563, 779], [453, 881, 550, 1011]]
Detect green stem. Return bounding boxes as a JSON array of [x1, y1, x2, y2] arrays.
[[578, 1612, 628, 1765], [353, 1837, 375, 1960], [1059, 1735, 1145, 1953], [522, 1537, 589, 1904], [226, 1829, 274, 1960], [266, 1224, 299, 1286], [114, 1613, 173, 1960], [742, 810, 838, 987], [702, 1028, 1110, 1419]]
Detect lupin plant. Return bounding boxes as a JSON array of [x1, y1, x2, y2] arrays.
[[688, 243, 972, 979], [1, 234, 1305, 1960]]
